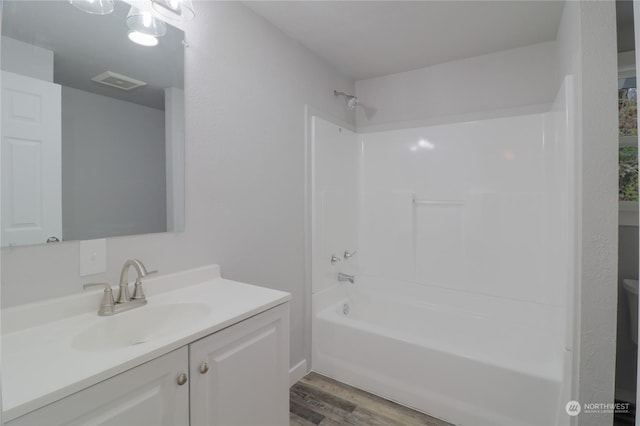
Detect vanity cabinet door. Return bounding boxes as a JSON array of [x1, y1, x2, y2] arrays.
[[189, 303, 290, 426], [7, 347, 189, 426]]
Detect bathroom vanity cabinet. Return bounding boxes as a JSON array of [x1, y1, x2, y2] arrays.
[[6, 304, 289, 426], [189, 303, 289, 425], [7, 347, 189, 426]]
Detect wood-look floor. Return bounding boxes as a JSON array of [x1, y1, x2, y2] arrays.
[[290, 372, 453, 426]]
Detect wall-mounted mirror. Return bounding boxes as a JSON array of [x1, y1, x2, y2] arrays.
[[1, 0, 185, 248]]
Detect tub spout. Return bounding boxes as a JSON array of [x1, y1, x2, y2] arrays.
[[338, 272, 355, 284]]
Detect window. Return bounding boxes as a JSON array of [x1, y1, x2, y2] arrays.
[[619, 80, 637, 138], [619, 70, 639, 225], [620, 145, 638, 202]]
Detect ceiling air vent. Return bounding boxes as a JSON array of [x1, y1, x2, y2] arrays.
[[91, 71, 146, 91]]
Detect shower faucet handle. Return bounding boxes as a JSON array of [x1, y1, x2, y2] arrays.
[[344, 250, 357, 260], [330, 254, 341, 265]]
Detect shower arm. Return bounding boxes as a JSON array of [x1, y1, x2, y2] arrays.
[[333, 90, 359, 109]]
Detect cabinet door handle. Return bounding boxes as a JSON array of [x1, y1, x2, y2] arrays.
[[177, 373, 188, 386], [199, 363, 209, 374]]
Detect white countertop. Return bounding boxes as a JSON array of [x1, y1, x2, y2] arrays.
[[1, 265, 291, 422]]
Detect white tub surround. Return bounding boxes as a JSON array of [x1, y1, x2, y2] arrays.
[[309, 83, 573, 425], [2, 265, 291, 422]]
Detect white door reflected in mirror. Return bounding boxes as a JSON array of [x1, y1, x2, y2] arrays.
[[1, 71, 62, 247]]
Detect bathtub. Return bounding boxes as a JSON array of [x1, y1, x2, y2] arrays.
[[312, 277, 566, 426]]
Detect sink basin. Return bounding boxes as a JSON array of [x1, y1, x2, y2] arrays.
[[72, 302, 211, 352]]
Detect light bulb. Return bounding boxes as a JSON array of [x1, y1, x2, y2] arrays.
[[142, 13, 152, 28], [128, 31, 158, 47]]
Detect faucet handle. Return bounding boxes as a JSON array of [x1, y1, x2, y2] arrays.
[[83, 282, 112, 291], [344, 250, 357, 260], [132, 278, 147, 300], [83, 283, 115, 316], [131, 270, 157, 300]]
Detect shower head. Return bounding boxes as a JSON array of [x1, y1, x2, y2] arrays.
[[334, 90, 359, 110]]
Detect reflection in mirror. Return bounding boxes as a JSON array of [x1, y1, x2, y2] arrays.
[[1, 0, 185, 247]]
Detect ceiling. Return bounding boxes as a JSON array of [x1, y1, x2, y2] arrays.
[[7, 1, 624, 106], [2, 1, 184, 110], [244, 1, 566, 81]]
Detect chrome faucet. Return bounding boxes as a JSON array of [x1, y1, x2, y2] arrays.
[[338, 272, 355, 284], [118, 259, 156, 303], [84, 259, 156, 316]]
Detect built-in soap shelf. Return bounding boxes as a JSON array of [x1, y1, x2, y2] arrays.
[[412, 195, 464, 206]]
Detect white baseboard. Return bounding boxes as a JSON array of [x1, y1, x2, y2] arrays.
[[289, 359, 308, 387]]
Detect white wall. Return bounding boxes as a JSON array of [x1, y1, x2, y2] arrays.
[[578, 2, 619, 421], [61, 86, 167, 240], [555, 2, 619, 425], [0, 37, 53, 82], [355, 41, 558, 132], [165, 87, 185, 233], [184, 2, 355, 371], [1, 1, 354, 377]]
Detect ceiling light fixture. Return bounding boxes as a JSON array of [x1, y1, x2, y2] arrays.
[[127, 6, 167, 37], [68, 0, 114, 15], [151, 0, 195, 21]]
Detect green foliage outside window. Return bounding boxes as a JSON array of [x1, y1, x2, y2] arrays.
[[620, 146, 639, 201], [620, 88, 637, 137]]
